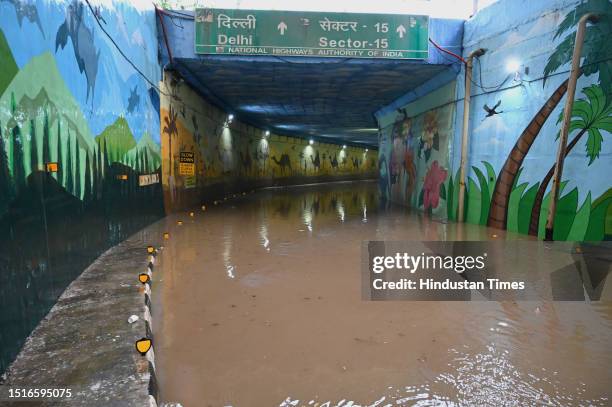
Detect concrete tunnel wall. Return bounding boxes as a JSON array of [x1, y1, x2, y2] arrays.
[[0, 0, 377, 374], [160, 70, 377, 212], [377, 0, 612, 241], [0, 0, 165, 374]]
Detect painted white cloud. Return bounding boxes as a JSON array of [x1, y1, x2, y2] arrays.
[[499, 12, 559, 50]]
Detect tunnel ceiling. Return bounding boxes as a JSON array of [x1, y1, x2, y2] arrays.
[[161, 13, 464, 147]]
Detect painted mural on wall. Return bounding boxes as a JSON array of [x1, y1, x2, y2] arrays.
[[378, 86, 455, 219], [0, 0, 162, 373], [160, 72, 377, 208], [379, 0, 611, 241], [482, 0, 612, 241]]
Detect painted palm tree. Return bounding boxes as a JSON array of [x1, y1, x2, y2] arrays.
[[163, 105, 178, 176], [528, 84, 611, 235], [488, 0, 612, 230]]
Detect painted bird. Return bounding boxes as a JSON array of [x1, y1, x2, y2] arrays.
[[483, 100, 503, 118]]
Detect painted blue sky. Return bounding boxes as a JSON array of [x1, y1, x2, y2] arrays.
[[0, 0, 161, 142]]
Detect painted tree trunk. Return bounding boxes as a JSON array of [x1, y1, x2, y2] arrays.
[[487, 78, 571, 230], [527, 127, 587, 236]]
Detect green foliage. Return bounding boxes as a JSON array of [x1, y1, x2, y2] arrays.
[[566, 192, 592, 240], [445, 169, 461, 221], [591, 188, 612, 237], [557, 84, 612, 164], [457, 160, 608, 241], [544, 0, 612, 93], [466, 177, 481, 225], [95, 117, 137, 163], [538, 181, 569, 239], [508, 181, 528, 233], [472, 165, 491, 225], [439, 182, 446, 200], [483, 161, 497, 202], [446, 172, 454, 220], [553, 187, 579, 240], [518, 183, 540, 234], [0, 122, 13, 215], [0, 29, 18, 98], [584, 196, 611, 240]]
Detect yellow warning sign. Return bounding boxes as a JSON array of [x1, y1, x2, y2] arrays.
[[179, 151, 195, 176], [179, 162, 195, 176]]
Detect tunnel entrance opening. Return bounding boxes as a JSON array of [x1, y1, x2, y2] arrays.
[[156, 8, 463, 211]]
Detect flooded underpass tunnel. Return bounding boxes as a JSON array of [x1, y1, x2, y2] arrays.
[[0, 1, 611, 406], [154, 182, 611, 406]]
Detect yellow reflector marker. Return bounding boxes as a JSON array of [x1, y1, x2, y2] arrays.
[[177, 220, 183, 226], [147, 246, 155, 254], [46, 162, 59, 173], [139, 273, 150, 284], [135, 338, 152, 355], [116, 174, 128, 180], [163, 232, 170, 239]]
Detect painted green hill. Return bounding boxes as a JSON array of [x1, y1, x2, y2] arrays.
[[0, 52, 95, 198], [95, 117, 137, 163], [0, 29, 18, 98], [0, 52, 95, 151], [123, 132, 161, 173]]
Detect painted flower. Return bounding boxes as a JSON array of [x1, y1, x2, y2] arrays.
[[423, 160, 448, 211], [420, 111, 440, 161]]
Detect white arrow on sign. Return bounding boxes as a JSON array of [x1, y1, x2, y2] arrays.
[[278, 21, 288, 35], [396, 24, 406, 39]]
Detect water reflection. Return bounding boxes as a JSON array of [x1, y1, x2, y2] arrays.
[[258, 181, 380, 226], [155, 180, 611, 407]]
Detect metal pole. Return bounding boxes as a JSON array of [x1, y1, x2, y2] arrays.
[[458, 48, 485, 222], [545, 13, 599, 241]]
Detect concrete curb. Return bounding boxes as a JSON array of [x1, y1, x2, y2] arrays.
[[0, 231, 163, 406], [144, 253, 159, 407]]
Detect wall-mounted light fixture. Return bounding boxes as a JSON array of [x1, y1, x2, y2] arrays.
[[506, 58, 527, 81], [224, 114, 234, 127], [342, 145, 347, 149], [365, 148, 369, 152], [309, 139, 314, 145], [264, 130, 270, 137]]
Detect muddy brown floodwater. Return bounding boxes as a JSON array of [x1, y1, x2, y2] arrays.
[[151, 181, 612, 407]]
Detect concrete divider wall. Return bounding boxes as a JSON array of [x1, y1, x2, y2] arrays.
[[160, 70, 378, 211]]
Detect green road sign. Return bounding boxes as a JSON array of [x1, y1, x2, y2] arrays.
[[195, 9, 429, 60]]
